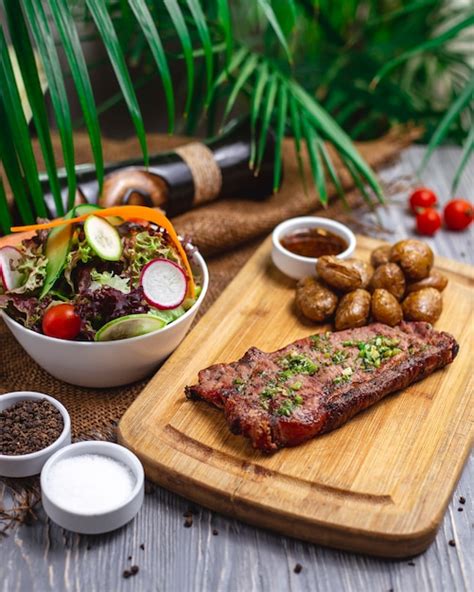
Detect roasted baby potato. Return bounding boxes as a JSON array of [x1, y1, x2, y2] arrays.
[[335, 289, 371, 330], [402, 287, 442, 324], [405, 270, 448, 294], [316, 256, 372, 292], [369, 263, 406, 301], [389, 239, 434, 281], [295, 277, 339, 322], [371, 289, 403, 327], [370, 245, 391, 268]]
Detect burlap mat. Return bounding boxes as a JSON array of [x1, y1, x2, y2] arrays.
[[0, 126, 420, 442]]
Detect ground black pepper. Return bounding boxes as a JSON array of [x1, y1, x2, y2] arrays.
[[294, 563, 303, 574], [458, 507, 463, 512], [407, 561, 415, 566], [212, 529, 219, 536], [130, 566, 139, 575], [459, 496, 466, 504], [448, 539, 456, 547], [140, 543, 145, 550], [0, 399, 63, 455], [184, 516, 193, 527]]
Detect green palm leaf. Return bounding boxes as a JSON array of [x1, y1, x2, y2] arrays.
[[289, 81, 384, 202], [3, 0, 63, 217], [223, 53, 259, 122], [255, 73, 278, 173], [420, 74, 474, 171], [256, 0, 292, 63], [217, 0, 233, 64], [0, 28, 46, 218], [48, 0, 105, 190], [273, 84, 288, 192], [186, 0, 214, 107], [373, 14, 474, 86], [250, 61, 269, 169], [127, 0, 175, 133], [21, 0, 77, 210], [288, 95, 308, 194], [452, 124, 474, 192], [162, 0, 195, 118], [0, 177, 12, 235], [302, 121, 328, 206], [0, 100, 34, 224], [85, 0, 148, 166]]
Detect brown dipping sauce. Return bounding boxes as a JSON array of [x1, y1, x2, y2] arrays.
[[281, 227, 348, 258]]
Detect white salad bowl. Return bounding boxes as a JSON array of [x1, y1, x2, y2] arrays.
[[272, 216, 356, 280], [1, 251, 208, 388]]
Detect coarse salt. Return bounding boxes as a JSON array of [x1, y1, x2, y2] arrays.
[[45, 454, 136, 514]]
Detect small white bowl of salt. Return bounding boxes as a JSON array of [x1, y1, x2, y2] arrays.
[[40, 441, 144, 534]]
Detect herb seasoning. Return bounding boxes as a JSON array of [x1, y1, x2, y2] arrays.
[[0, 399, 63, 456]]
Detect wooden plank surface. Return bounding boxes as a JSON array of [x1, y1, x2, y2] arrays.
[[1, 146, 473, 591], [118, 232, 473, 558]]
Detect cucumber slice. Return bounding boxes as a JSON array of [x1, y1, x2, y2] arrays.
[[39, 204, 101, 298], [95, 314, 166, 342], [84, 215, 122, 261], [72, 203, 101, 217], [40, 223, 73, 298]]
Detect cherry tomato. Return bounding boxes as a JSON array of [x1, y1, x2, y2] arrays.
[[443, 199, 473, 231], [42, 304, 81, 340], [416, 208, 442, 236], [409, 187, 438, 214]]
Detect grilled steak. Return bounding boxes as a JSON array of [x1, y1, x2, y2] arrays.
[[185, 322, 458, 452]]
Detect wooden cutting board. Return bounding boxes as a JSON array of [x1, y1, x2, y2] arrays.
[[118, 235, 473, 557]]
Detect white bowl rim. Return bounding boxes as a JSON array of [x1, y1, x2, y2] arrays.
[[0, 391, 71, 461], [40, 441, 145, 517], [1, 249, 208, 347], [272, 216, 356, 263]]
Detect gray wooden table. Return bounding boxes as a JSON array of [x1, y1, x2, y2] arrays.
[[1, 146, 472, 592]]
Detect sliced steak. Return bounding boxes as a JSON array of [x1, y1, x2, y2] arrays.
[[185, 322, 458, 452]]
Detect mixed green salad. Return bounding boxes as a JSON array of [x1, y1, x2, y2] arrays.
[[0, 205, 201, 341]]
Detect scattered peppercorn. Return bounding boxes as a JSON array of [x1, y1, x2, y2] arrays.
[[130, 566, 139, 575], [140, 543, 145, 550], [212, 529, 219, 536], [448, 539, 456, 547], [294, 563, 303, 574], [128, 556, 132, 561], [184, 516, 193, 528], [407, 561, 415, 566], [457, 508, 463, 512], [459, 496, 466, 505], [123, 570, 131, 579], [0, 399, 64, 456]]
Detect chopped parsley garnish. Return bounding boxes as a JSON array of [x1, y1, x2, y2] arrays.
[[355, 336, 403, 370], [279, 352, 319, 377], [331, 350, 348, 364], [333, 367, 353, 385]]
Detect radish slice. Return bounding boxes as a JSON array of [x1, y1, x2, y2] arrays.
[[140, 258, 188, 310], [0, 246, 24, 291]]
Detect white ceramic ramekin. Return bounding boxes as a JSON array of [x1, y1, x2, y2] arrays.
[[272, 216, 356, 280], [41, 441, 144, 534], [1, 250, 208, 388], [0, 391, 71, 478]]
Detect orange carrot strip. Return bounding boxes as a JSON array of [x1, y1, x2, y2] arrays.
[[11, 206, 195, 297]]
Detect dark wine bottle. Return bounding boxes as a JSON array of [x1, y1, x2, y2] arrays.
[[42, 118, 276, 218]]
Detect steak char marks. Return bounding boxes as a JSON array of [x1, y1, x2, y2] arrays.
[[185, 322, 458, 452]]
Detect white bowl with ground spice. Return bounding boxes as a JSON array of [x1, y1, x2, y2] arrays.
[[0, 391, 71, 478], [40, 441, 144, 534]]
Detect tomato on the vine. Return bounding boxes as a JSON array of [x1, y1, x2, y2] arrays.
[[409, 187, 438, 214], [443, 199, 473, 231], [416, 208, 442, 236], [42, 304, 81, 340]]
